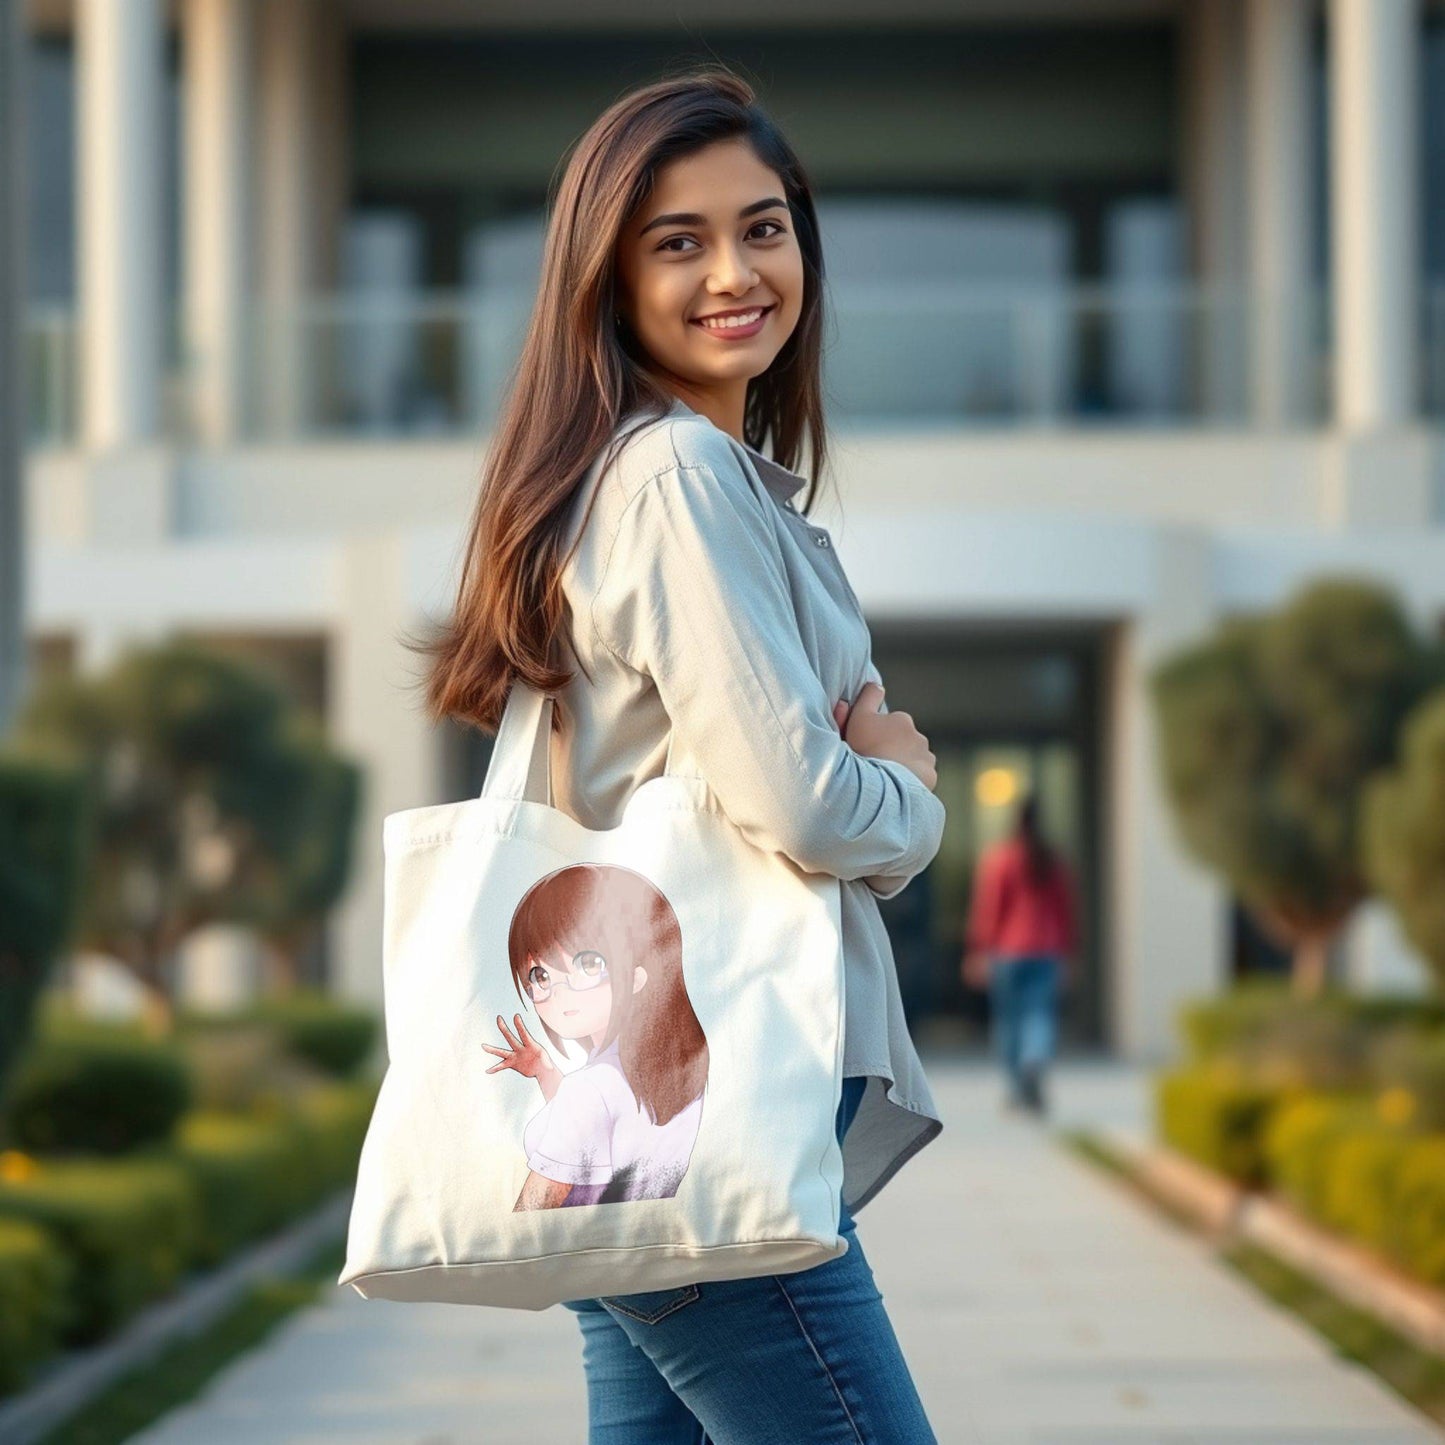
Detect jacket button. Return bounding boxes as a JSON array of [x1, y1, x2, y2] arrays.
[[814, 534, 830, 548]]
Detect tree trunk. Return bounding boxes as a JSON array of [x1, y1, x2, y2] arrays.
[[1291, 935, 1330, 998]]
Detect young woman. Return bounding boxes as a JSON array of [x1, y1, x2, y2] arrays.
[[415, 65, 946, 1445], [963, 794, 1079, 1116]]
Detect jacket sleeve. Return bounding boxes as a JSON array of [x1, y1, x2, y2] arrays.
[[855, 655, 938, 900], [589, 458, 946, 889]]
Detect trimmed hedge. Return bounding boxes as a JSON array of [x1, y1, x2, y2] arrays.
[[181, 991, 377, 1079], [1154, 1064, 1292, 1185], [0, 1216, 71, 1393], [1, 1034, 192, 1155], [0, 1157, 199, 1345]]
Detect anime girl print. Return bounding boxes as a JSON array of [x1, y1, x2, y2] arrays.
[[483, 862, 709, 1212]]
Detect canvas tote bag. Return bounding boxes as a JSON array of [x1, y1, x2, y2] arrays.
[[338, 678, 848, 1310]]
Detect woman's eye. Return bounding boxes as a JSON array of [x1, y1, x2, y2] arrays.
[[656, 221, 785, 254], [528, 965, 549, 987], [576, 951, 606, 977]]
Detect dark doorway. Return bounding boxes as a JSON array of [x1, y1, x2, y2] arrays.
[[868, 621, 1109, 1052]]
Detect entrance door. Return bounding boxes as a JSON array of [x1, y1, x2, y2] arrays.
[[868, 623, 1108, 1050]]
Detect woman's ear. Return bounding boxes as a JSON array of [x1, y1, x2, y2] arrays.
[[631, 965, 648, 995]]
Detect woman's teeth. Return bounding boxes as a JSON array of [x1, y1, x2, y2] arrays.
[[697, 308, 765, 330]]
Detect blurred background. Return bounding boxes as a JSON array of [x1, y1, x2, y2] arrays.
[[6, 1, 1445, 1438]]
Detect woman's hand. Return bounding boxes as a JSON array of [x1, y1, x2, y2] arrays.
[[833, 681, 937, 791], [483, 1013, 560, 1099]]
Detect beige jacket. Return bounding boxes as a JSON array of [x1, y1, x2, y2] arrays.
[[552, 394, 946, 1213]]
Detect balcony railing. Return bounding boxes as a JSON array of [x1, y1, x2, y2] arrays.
[[35, 280, 1441, 448]]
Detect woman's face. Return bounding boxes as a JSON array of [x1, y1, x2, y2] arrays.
[[614, 136, 804, 406]]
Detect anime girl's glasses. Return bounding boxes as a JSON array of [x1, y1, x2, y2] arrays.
[[523, 950, 610, 1003]]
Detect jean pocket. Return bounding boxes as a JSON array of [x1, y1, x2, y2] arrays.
[[598, 1283, 701, 1324]]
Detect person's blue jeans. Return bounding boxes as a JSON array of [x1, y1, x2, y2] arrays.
[[559, 1074, 937, 1443], [988, 953, 1061, 1099]]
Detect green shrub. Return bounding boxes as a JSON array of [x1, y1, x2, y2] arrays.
[[1178, 984, 1296, 1062], [1261, 1093, 1374, 1219], [253, 993, 377, 1078], [1372, 1029, 1445, 1130], [1154, 1064, 1290, 1184], [1322, 1127, 1417, 1254], [0, 1156, 198, 1344], [181, 991, 377, 1079], [1388, 1139, 1445, 1287], [1, 1033, 191, 1154], [161, 1111, 311, 1266], [0, 1215, 71, 1394], [289, 1078, 379, 1188]]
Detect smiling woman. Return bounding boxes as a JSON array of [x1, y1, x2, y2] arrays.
[[405, 64, 943, 1445]]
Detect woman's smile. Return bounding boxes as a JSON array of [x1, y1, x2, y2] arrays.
[[690, 303, 775, 340]]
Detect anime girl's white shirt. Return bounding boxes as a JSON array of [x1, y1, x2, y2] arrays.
[[521, 1035, 704, 1205]]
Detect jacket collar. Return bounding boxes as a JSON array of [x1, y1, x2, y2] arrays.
[[664, 395, 808, 505]]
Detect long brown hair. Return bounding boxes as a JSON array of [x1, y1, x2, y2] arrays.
[[508, 863, 708, 1127], [1017, 794, 1059, 886], [405, 65, 831, 737]]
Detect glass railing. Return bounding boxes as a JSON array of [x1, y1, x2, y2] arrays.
[[20, 281, 1360, 446]]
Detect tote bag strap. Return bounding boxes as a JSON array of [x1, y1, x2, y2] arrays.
[[479, 679, 699, 804]]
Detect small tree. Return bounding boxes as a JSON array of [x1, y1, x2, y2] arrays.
[[1151, 578, 1441, 996], [8, 640, 363, 1026], [1362, 692, 1445, 991], [235, 716, 363, 994]]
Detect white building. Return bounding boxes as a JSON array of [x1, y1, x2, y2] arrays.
[[17, 0, 1445, 1058]]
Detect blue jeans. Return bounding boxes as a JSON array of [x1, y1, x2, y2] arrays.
[[560, 1075, 936, 1443], [988, 953, 1061, 1097]]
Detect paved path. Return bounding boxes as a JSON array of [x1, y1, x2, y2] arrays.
[[129, 1060, 1441, 1444]]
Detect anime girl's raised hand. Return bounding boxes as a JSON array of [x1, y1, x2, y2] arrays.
[[483, 1013, 561, 1101]]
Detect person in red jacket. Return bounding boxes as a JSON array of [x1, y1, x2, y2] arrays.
[[962, 794, 1078, 1115]]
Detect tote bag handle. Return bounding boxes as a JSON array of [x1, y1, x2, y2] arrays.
[[479, 680, 701, 806]]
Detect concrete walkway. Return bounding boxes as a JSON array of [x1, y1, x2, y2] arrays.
[[129, 1060, 1442, 1444]]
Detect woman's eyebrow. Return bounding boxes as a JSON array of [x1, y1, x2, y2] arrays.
[[638, 195, 787, 236]]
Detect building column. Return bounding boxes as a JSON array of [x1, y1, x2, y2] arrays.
[[329, 534, 446, 1014], [182, 0, 252, 445], [1109, 530, 1225, 1061], [1245, 0, 1315, 427], [77, 0, 163, 450], [1329, 0, 1420, 430], [1182, 0, 1247, 420], [256, 0, 330, 437]]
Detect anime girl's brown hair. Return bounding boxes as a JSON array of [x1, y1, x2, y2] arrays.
[[508, 863, 708, 1127], [406, 64, 830, 736]]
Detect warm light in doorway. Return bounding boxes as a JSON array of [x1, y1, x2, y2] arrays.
[[975, 767, 1020, 809]]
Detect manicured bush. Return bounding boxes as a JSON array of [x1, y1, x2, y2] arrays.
[[1154, 1064, 1291, 1185], [1387, 1138, 1445, 1287], [181, 991, 378, 1080], [1322, 1126, 1417, 1255], [162, 1111, 312, 1266], [1373, 1030, 1445, 1131], [250, 993, 378, 1078], [0, 1214, 71, 1393], [0, 1156, 199, 1344], [289, 1078, 379, 1188], [1261, 1094, 1375, 1220], [1, 1033, 192, 1155]]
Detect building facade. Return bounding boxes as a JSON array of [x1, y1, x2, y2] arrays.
[[17, 0, 1445, 1058]]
